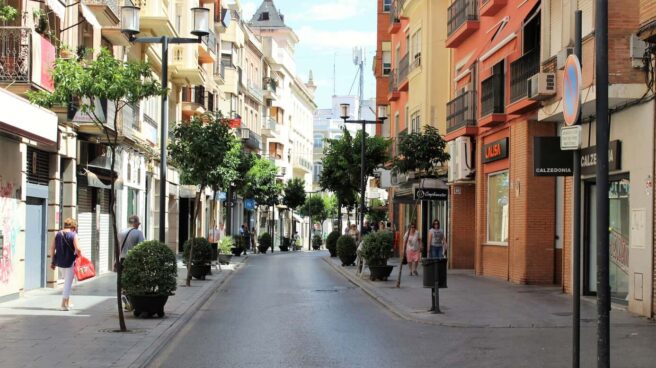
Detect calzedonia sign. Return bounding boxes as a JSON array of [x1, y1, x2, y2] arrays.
[[482, 138, 509, 164], [581, 140, 622, 176]]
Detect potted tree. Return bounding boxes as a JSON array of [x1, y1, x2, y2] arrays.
[[231, 235, 245, 256], [122, 240, 177, 318], [218, 236, 234, 265], [183, 237, 212, 280], [280, 237, 291, 252], [258, 232, 272, 254], [325, 230, 340, 257], [361, 232, 395, 281], [336, 235, 357, 266], [312, 234, 322, 250]]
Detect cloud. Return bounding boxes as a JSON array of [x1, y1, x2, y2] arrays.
[[241, 1, 257, 21], [305, 0, 371, 21], [296, 26, 376, 51]]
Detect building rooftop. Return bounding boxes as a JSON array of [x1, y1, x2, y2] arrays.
[[249, 0, 287, 28]]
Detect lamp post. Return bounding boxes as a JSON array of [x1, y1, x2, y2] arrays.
[[120, 5, 210, 242], [340, 103, 387, 236], [306, 190, 321, 251]]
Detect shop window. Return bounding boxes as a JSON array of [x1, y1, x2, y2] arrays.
[[487, 171, 509, 244]]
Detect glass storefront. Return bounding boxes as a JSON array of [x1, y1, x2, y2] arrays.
[[487, 171, 510, 244], [585, 177, 630, 303]]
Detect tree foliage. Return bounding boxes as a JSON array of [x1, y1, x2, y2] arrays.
[[393, 125, 450, 176], [282, 178, 306, 211], [0, 1, 18, 23], [299, 195, 327, 224], [242, 157, 282, 207], [28, 48, 165, 332]]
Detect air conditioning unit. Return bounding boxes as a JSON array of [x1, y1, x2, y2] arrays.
[[556, 47, 574, 70], [528, 73, 556, 100], [448, 137, 473, 182], [240, 128, 250, 140], [630, 34, 648, 68]]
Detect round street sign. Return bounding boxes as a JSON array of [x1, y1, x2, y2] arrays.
[[562, 54, 582, 126]]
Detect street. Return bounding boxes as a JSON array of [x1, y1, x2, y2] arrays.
[[148, 252, 656, 368]]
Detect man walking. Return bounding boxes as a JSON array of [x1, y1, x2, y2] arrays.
[[118, 215, 145, 311]]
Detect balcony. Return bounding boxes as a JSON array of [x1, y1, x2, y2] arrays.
[[0, 27, 56, 91], [261, 116, 280, 138], [480, 0, 507, 17], [398, 53, 409, 91], [133, 0, 176, 37], [446, 0, 479, 48], [410, 52, 421, 72], [245, 80, 264, 103], [388, 72, 400, 101], [214, 61, 227, 85], [119, 103, 142, 142], [142, 113, 158, 146], [292, 155, 312, 173], [240, 127, 262, 152], [171, 47, 204, 85], [82, 0, 120, 26], [199, 30, 217, 64], [389, 0, 406, 33], [263, 77, 279, 101], [181, 86, 206, 118], [446, 90, 477, 139], [223, 65, 238, 95], [480, 74, 506, 127], [507, 51, 541, 115]]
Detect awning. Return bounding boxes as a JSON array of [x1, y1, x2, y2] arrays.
[[47, 0, 66, 21], [78, 169, 123, 190], [179, 185, 198, 198], [392, 178, 448, 204], [293, 214, 304, 223], [0, 88, 57, 145]]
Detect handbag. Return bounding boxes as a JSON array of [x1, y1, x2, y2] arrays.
[[74, 256, 96, 281]]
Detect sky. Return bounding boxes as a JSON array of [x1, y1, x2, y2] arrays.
[[240, 0, 377, 109]]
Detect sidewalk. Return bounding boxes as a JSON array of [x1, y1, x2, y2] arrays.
[[0, 256, 248, 368], [324, 256, 655, 329]]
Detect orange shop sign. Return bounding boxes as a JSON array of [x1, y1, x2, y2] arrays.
[[482, 138, 508, 164]]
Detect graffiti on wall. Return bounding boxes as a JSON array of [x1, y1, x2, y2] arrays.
[[0, 178, 19, 284]]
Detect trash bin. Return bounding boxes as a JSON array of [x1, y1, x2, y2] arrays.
[[210, 243, 218, 261], [422, 258, 447, 288]]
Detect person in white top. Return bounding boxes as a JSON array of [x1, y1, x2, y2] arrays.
[[403, 223, 422, 276]]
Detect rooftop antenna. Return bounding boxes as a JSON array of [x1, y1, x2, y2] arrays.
[[352, 47, 364, 119], [333, 52, 336, 97]]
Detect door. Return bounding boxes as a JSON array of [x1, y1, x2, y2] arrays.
[[99, 189, 112, 274], [25, 197, 46, 290], [584, 177, 630, 303]]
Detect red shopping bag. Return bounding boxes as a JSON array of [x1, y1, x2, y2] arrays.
[[74, 256, 96, 281]]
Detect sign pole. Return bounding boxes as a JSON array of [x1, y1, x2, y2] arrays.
[[573, 10, 582, 368]]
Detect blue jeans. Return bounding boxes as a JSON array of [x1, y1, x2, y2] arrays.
[[430, 246, 444, 259]]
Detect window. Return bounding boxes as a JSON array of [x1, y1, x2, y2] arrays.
[[314, 134, 324, 148], [260, 12, 269, 21], [410, 111, 421, 133], [383, 0, 392, 12], [411, 29, 422, 60], [487, 171, 510, 244], [382, 51, 391, 76]]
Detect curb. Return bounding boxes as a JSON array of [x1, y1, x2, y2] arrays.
[[127, 256, 248, 368]]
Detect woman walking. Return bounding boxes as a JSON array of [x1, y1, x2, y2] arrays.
[[49, 218, 82, 311], [403, 223, 422, 276], [427, 220, 447, 259]]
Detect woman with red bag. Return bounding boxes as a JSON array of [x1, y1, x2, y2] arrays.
[[49, 218, 83, 311]]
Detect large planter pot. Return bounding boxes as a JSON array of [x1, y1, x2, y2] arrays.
[[369, 265, 394, 281], [231, 247, 243, 256], [312, 244, 321, 250], [339, 254, 356, 267], [128, 295, 169, 318], [327, 247, 337, 257], [279, 245, 289, 252], [258, 245, 269, 254], [218, 254, 232, 265], [190, 264, 210, 280]]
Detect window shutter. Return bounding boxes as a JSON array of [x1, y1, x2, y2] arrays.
[[550, 0, 563, 57]]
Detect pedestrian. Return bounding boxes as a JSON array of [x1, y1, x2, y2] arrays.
[[240, 223, 250, 254], [250, 227, 257, 253], [378, 221, 387, 231], [118, 215, 145, 311], [428, 219, 447, 259], [49, 217, 83, 311], [403, 223, 422, 276], [361, 220, 371, 237], [293, 231, 300, 251], [348, 224, 360, 242]]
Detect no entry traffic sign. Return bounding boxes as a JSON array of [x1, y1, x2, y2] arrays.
[[562, 54, 582, 126]]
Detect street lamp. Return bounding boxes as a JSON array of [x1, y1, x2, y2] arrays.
[[120, 5, 210, 242], [340, 103, 387, 236], [306, 190, 321, 251]]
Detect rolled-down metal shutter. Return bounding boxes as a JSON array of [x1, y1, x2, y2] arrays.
[[77, 187, 94, 264], [99, 189, 112, 274]]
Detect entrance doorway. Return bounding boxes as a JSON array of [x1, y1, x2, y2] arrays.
[[584, 176, 630, 303], [25, 197, 46, 290]]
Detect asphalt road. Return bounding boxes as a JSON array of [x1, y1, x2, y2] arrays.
[[149, 252, 655, 368]]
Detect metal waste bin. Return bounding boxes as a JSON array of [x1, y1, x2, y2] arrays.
[[422, 258, 447, 288]]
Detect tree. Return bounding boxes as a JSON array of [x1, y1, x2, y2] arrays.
[[29, 48, 165, 332], [299, 195, 327, 228], [282, 178, 306, 236], [169, 113, 239, 286], [393, 125, 450, 176], [366, 198, 388, 225], [241, 157, 283, 251]]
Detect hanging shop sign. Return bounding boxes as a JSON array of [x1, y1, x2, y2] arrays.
[[414, 188, 448, 201], [581, 140, 622, 176], [533, 137, 574, 176], [482, 138, 509, 164]]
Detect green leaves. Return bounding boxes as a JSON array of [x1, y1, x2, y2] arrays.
[[283, 178, 306, 211], [393, 125, 450, 176], [241, 157, 282, 207], [121, 240, 177, 296], [0, 1, 18, 23], [299, 195, 327, 223]]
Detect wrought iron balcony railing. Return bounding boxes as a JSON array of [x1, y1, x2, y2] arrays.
[[181, 86, 205, 106], [481, 73, 505, 116], [0, 27, 31, 83], [446, 90, 477, 133], [398, 53, 409, 84], [448, 0, 478, 36], [510, 50, 540, 103]]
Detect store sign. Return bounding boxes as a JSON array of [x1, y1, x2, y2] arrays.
[[482, 138, 509, 164], [533, 137, 574, 176], [244, 199, 256, 210], [414, 188, 448, 201], [581, 140, 622, 176]]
